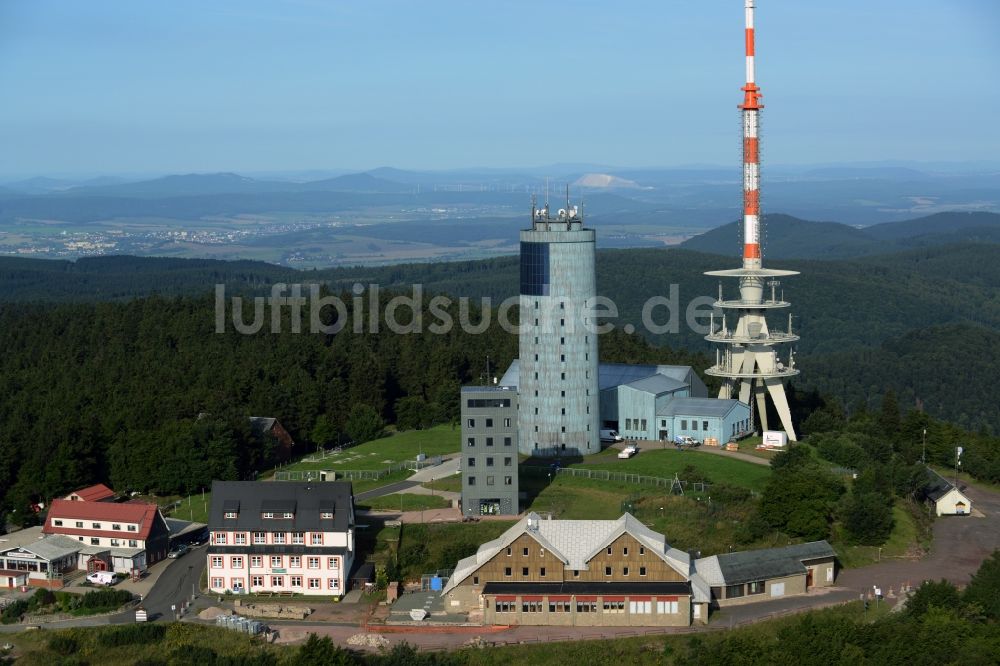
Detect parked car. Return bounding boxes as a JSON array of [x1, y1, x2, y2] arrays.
[[167, 544, 189, 559], [86, 571, 116, 586]]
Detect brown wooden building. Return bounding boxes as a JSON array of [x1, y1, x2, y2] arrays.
[[441, 513, 711, 626]]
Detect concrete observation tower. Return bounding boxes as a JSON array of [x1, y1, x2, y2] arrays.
[[518, 194, 601, 456], [704, 0, 800, 440]]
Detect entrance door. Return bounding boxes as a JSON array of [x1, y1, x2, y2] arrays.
[[806, 570, 813, 588]]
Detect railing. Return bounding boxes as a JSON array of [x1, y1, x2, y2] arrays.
[[273, 456, 444, 482], [523, 465, 711, 491]]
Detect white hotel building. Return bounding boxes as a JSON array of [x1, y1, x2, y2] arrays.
[[206, 481, 355, 597]]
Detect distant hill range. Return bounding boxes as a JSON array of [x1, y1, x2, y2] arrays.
[[680, 212, 1000, 259]]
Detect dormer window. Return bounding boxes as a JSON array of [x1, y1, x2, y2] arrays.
[[320, 512, 333, 519], [282, 512, 294, 519], [54, 520, 63, 526], [127, 525, 137, 532], [262, 512, 274, 519], [224, 511, 238, 519]]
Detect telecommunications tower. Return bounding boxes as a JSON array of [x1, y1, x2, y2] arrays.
[[704, 0, 800, 440]]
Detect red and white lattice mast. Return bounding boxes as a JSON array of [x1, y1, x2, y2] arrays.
[[704, 0, 801, 441]]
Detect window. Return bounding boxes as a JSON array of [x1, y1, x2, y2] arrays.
[[576, 600, 597, 613], [560, 372, 565, 380], [75, 521, 83, 528], [603, 600, 625, 613], [623, 567, 630, 576], [270, 556, 283, 568], [504, 567, 512, 577], [231, 556, 244, 569], [486, 437, 494, 447], [321, 511, 333, 519], [639, 546, 645, 555], [560, 354, 565, 362], [128, 525, 137, 532], [467, 418, 475, 428], [540, 567, 546, 577], [521, 567, 529, 576], [282, 512, 294, 519], [522, 547, 529, 556], [605, 566, 612, 576], [640, 567, 647, 576], [573, 570, 579, 577], [506, 547, 512, 556], [311, 533, 324, 545], [328, 557, 340, 569], [112, 523, 121, 531], [262, 512, 274, 519], [253, 532, 266, 544], [468, 476, 476, 486], [214, 532, 227, 545], [486, 457, 494, 467], [128, 539, 137, 548], [271, 576, 284, 587], [607, 547, 612, 555], [90, 537, 100, 545], [504, 456, 512, 466], [308, 557, 320, 569], [292, 532, 304, 545], [486, 418, 493, 428], [504, 437, 512, 447], [550, 600, 571, 612], [251, 556, 263, 568], [251, 575, 264, 587], [486, 476, 494, 486], [623, 547, 629, 556], [748, 581, 765, 595], [630, 601, 652, 614], [467, 437, 475, 447], [234, 533, 247, 545], [211, 556, 223, 569], [496, 600, 515, 613], [504, 418, 511, 428], [224, 511, 237, 519], [54, 520, 63, 526], [692, 421, 698, 431], [328, 578, 340, 591], [640, 419, 647, 431], [92, 522, 101, 529], [308, 578, 321, 590], [273, 532, 286, 544], [681, 419, 687, 429], [703, 421, 710, 431], [290, 556, 301, 568], [657, 600, 679, 614], [473, 576, 479, 585], [211, 577, 224, 589], [626, 419, 632, 430], [290, 575, 303, 587], [468, 457, 476, 468], [726, 584, 745, 599]]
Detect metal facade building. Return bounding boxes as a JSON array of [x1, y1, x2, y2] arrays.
[[460, 386, 520, 516], [657, 398, 752, 445], [517, 205, 600, 457]]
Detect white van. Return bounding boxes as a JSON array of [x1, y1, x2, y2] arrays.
[[600, 429, 623, 443], [86, 571, 115, 586]]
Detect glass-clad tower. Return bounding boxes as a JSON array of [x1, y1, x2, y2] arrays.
[[518, 201, 600, 456]]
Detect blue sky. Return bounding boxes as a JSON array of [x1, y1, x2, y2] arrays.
[[1, 0, 998, 176]]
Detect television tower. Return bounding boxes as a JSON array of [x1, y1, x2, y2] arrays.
[[704, 0, 800, 440]]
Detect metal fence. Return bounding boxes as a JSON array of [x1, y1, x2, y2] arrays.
[[523, 465, 704, 490], [272, 456, 444, 482]]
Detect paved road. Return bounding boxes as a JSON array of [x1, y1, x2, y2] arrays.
[[140, 546, 207, 621], [355, 480, 420, 502]]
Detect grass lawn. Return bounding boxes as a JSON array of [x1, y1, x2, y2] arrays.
[[347, 469, 414, 494], [395, 520, 516, 579], [521, 474, 639, 520], [422, 475, 462, 493], [558, 446, 772, 492], [164, 493, 211, 524], [358, 493, 451, 512], [284, 424, 460, 472], [832, 500, 930, 569]]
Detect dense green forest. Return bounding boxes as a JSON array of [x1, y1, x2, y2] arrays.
[[0, 294, 707, 521], [2, 240, 996, 431]]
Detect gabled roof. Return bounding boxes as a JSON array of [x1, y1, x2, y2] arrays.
[[442, 512, 690, 595], [0, 534, 81, 561], [621, 374, 689, 396], [695, 541, 836, 586], [924, 468, 969, 502], [657, 397, 748, 418], [66, 484, 116, 502], [44, 499, 164, 541], [209, 481, 354, 533], [249, 417, 278, 436]]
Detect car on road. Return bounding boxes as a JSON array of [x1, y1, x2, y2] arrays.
[[167, 544, 189, 559]]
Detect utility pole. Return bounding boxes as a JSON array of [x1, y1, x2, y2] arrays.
[[921, 428, 926, 465]]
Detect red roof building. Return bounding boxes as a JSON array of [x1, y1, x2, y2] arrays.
[[63, 484, 116, 502], [43, 498, 170, 565]]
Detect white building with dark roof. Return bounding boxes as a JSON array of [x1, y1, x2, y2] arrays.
[[922, 468, 972, 516], [206, 481, 355, 597], [442, 512, 711, 626]]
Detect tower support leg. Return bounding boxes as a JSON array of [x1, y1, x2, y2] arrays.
[[754, 380, 769, 432], [765, 378, 797, 441]]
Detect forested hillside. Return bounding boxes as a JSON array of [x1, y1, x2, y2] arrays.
[[0, 295, 704, 520]]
